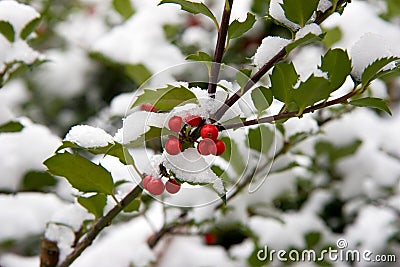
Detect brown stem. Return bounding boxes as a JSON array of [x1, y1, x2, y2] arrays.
[[49, 185, 143, 267], [207, 0, 234, 98], [221, 90, 358, 130]]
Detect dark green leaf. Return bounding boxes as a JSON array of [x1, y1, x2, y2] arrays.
[[269, 62, 298, 104], [159, 0, 218, 29], [280, 0, 319, 27], [349, 97, 392, 115], [228, 12, 256, 40], [319, 48, 351, 90], [0, 121, 24, 133], [44, 152, 114, 194], [22, 171, 57, 191], [114, 180, 131, 188], [129, 126, 174, 147], [361, 57, 399, 86], [131, 85, 198, 111], [89, 142, 135, 165], [247, 125, 274, 155], [220, 137, 246, 175], [316, 139, 362, 163], [125, 64, 152, 85], [292, 75, 331, 115], [112, 0, 135, 19], [186, 51, 212, 71], [0, 21, 15, 42], [78, 193, 107, 218], [305, 231, 321, 248], [321, 26, 342, 47], [20, 17, 41, 39], [123, 199, 141, 212], [286, 32, 323, 54], [236, 68, 252, 88], [251, 86, 273, 113]]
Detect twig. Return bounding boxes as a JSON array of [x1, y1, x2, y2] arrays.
[[53, 185, 143, 267], [207, 0, 234, 98], [220, 90, 358, 130]]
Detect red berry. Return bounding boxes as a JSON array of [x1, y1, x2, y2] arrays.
[[200, 124, 219, 140], [215, 139, 226, 156], [165, 138, 182, 155], [204, 233, 217, 245], [140, 103, 157, 112], [168, 116, 183, 132], [185, 115, 202, 127], [142, 175, 153, 189], [197, 138, 217, 156], [147, 179, 165, 195], [165, 179, 181, 194]]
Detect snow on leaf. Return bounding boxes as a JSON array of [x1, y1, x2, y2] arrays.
[[253, 36, 291, 68], [65, 125, 114, 148]]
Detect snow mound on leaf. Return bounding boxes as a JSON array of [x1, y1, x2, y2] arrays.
[[269, 0, 300, 31], [65, 125, 114, 148], [253, 36, 291, 68]]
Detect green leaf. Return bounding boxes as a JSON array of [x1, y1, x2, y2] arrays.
[[305, 231, 321, 248], [44, 152, 114, 194], [78, 193, 107, 218], [285, 32, 323, 54], [361, 57, 399, 86], [228, 12, 256, 40], [22, 171, 57, 191], [20, 17, 41, 39], [280, 0, 319, 27], [0, 121, 24, 133], [112, 0, 135, 19], [247, 125, 274, 155], [186, 51, 212, 71], [319, 48, 351, 91], [269, 62, 298, 105], [316, 139, 362, 163], [159, 0, 219, 29], [125, 64, 152, 85], [129, 126, 174, 147], [0, 21, 15, 42], [220, 137, 246, 175], [251, 86, 273, 114], [236, 68, 252, 88], [349, 97, 392, 115], [123, 199, 141, 212], [131, 85, 198, 111], [292, 75, 331, 115], [321, 26, 342, 47]]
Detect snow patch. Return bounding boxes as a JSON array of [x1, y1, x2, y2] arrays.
[[253, 36, 291, 68]]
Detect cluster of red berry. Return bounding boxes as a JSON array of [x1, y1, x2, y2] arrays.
[[142, 175, 181, 195], [165, 115, 226, 156]]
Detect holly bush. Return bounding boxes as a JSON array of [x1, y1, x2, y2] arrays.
[[1, 0, 400, 267]]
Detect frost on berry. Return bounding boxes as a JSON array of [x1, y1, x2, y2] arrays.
[[165, 138, 182, 155], [165, 179, 181, 194], [168, 116, 183, 133]]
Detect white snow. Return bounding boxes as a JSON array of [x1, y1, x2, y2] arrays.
[[32, 48, 94, 98], [91, 1, 185, 75], [253, 36, 291, 68], [163, 148, 225, 195], [269, 0, 301, 31], [0, 255, 38, 267], [0, 0, 40, 35], [0, 193, 67, 241], [0, 121, 61, 191], [295, 23, 322, 40], [350, 33, 398, 81], [65, 125, 114, 148], [317, 0, 332, 13]]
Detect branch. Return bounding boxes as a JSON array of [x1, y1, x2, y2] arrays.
[[212, 0, 351, 120], [221, 90, 358, 130], [46, 185, 143, 267], [207, 0, 234, 98]]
